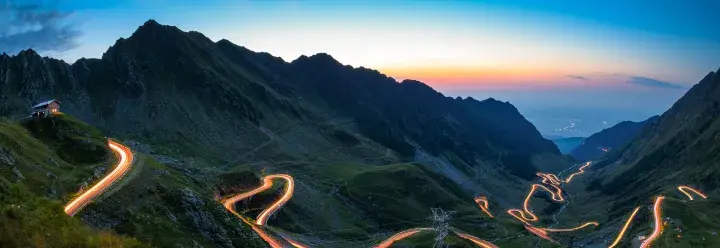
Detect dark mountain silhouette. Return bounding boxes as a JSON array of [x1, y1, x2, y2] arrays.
[[0, 20, 559, 176], [570, 116, 659, 161], [0, 20, 569, 247]]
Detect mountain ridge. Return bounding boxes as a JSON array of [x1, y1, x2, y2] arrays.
[[0, 19, 572, 247], [570, 115, 659, 162]]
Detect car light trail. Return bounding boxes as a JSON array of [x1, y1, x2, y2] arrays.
[[540, 222, 599, 232], [250, 224, 284, 248], [454, 230, 500, 248], [255, 174, 295, 225], [677, 185, 707, 200], [562, 162, 591, 184], [284, 237, 310, 248], [608, 206, 640, 248], [64, 140, 134, 216], [506, 162, 598, 245], [524, 225, 557, 243], [507, 184, 565, 223], [223, 174, 304, 248], [474, 196, 494, 218], [222, 174, 295, 226], [537, 162, 591, 186], [373, 228, 433, 248], [640, 196, 665, 248], [537, 173, 562, 186]]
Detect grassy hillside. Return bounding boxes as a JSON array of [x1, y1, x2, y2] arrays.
[[1, 115, 268, 248], [0, 178, 147, 247], [0, 116, 146, 247], [654, 197, 720, 247]]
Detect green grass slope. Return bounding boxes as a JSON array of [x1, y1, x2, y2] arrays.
[[0, 116, 146, 247], [0, 178, 147, 247], [22, 114, 109, 164], [655, 197, 720, 247]]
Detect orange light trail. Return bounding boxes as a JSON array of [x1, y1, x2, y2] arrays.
[[506, 162, 599, 245], [608, 206, 641, 248], [373, 228, 433, 248], [539, 222, 599, 232], [677, 185, 707, 201], [64, 140, 134, 216], [538, 173, 562, 185], [454, 230, 500, 248], [640, 196, 665, 248], [285, 237, 310, 248], [521, 222, 597, 243], [250, 224, 283, 248], [474, 196, 494, 218], [562, 162, 591, 184], [507, 184, 565, 223], [222, 174, 304, 248], [524, 225, 556, 243], [255, 175, 295, 225]]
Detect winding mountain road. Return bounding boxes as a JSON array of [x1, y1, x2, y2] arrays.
[[608, 206, 640, 248], [678, 185, 708, 200], [64, 140, 134, 216], [222, 174, 303, 248], [454, 230, 500, 248], [506, 162, 599, 244], [640, 196, 665, 248], [374, 228, 433, 248], [474, 196, 494, 218], [217, 163, 711, 247]]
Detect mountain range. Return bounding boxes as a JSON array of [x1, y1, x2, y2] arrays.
[[2, 19, 720, 248], [569, 116, 659, 162], [1, 20, 572, 247], [554, 68, 720, 247]]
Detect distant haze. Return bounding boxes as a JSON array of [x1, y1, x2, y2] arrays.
[[448, 87, 687, 137]]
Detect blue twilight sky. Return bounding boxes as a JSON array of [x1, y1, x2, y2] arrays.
[[2, 0, 720, 136]]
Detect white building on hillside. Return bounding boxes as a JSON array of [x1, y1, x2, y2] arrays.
[[30, 99, 60, 118]]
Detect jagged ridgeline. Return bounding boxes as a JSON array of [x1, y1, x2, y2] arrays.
[[1, 20, 572, 247]]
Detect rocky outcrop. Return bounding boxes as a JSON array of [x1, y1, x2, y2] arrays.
[[11, 167, 25, 181], [0, 146, 15, 166], [177, 188, 234, 248]]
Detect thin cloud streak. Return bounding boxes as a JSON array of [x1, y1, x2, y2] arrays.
[[626, 76, 686, 89], [567, 75, 590, 81]]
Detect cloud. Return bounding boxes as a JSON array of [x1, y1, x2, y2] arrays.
[[0, 1, 82, 55], [567, 75, 590, 81], [626, 76, 686, 89]]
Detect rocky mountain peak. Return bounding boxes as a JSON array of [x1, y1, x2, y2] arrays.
[[15, 49, 41, 59], [399, 79, 442, 96], [292, 53, 341, 67], [117, 19, 185, 49], [136, 19, 167, 34]]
